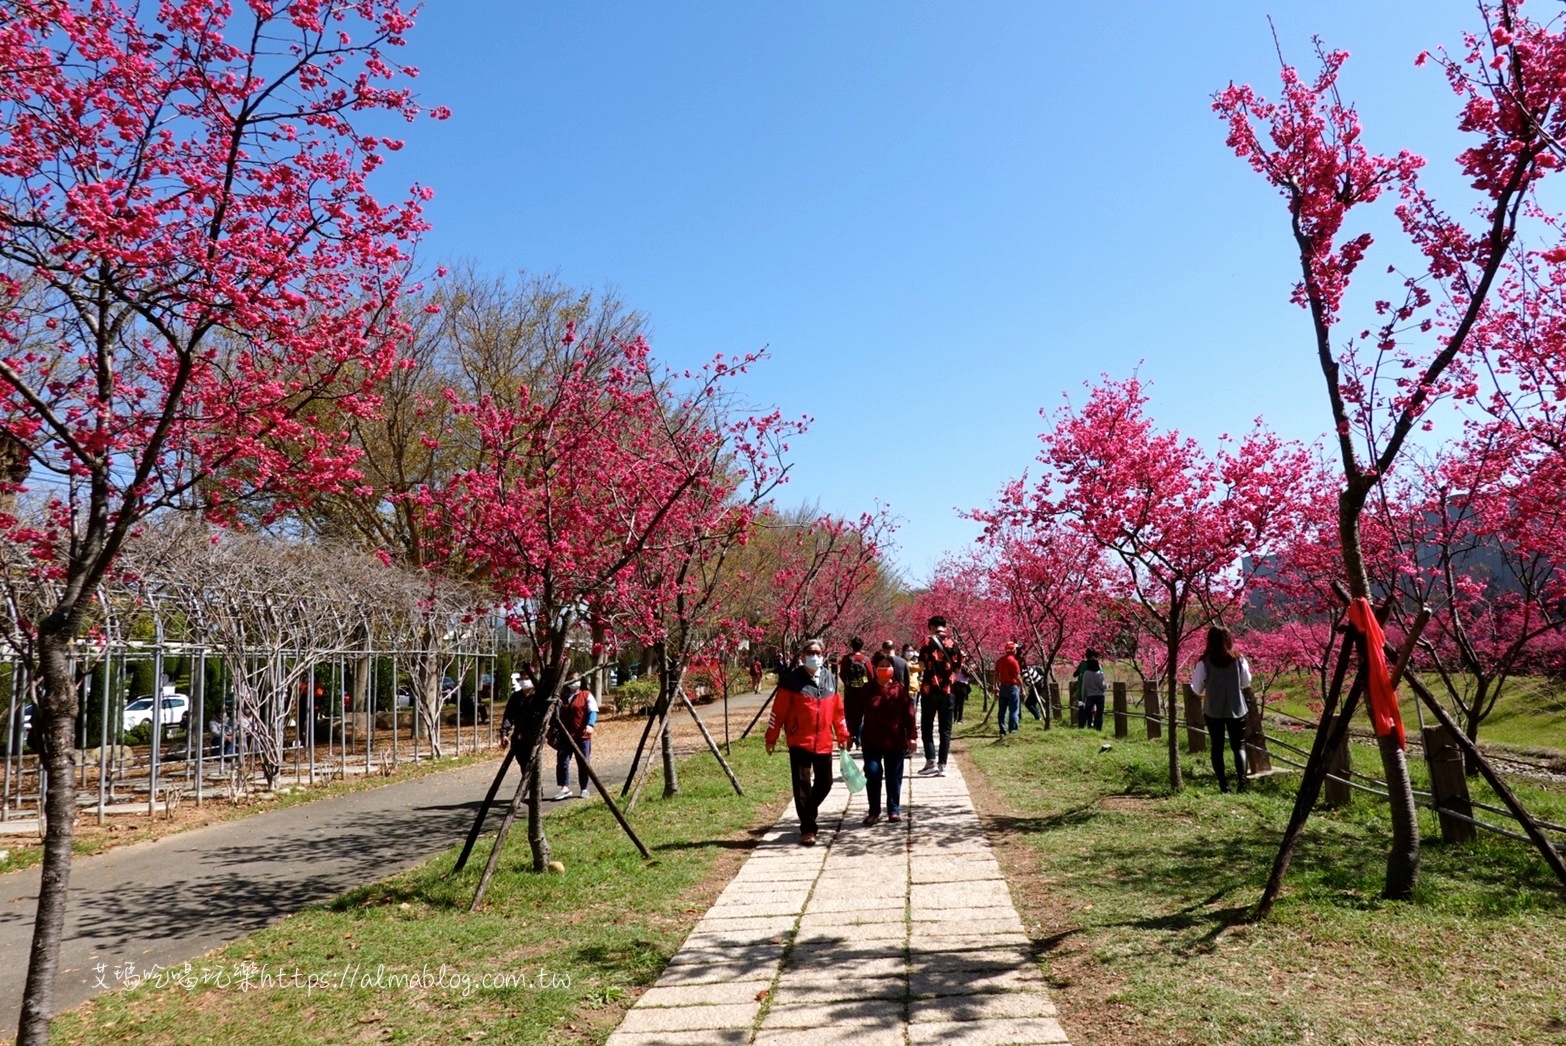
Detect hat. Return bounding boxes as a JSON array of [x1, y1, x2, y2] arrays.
[[1005, 641, 1017, 653]]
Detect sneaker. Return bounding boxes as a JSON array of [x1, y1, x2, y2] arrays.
[[552, 787, 572, 801], [799, 832, 817, 846], [936, 765, 947, 777], [862, 812, 880, 827], [579, 787, 592, 799], [916, 761, 937, 775]]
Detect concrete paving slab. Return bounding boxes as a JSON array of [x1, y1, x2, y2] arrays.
[[915, 915, 1026, 936], [606, 1030, 753, 1046], [769, 973, 906, 1006], [780, 951, 907, 980], [754, 1026, 907, 1046], [613, 1000, 761, 1034], [907, 1016, 1071, 1044], [760, 998, 907, 1029], [635, 977, 776, 1007], [796, 915, 906, 940], [911, 964, 1049, 999], [911, 991, 1058, 1022], [909, 933, 1033, 955]]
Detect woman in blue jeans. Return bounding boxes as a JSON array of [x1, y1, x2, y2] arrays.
[[860, 644, 916, 825]]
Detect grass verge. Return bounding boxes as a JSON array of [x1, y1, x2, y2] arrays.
[[955, 714, 1566, 1046], [48, 738, 792, 1045]]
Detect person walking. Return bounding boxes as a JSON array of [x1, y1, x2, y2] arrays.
[[550, 677, 597, 800], [1192, 626, 1252, 793], [765, 638, 850, 845], [838, 637, 874, 749], [860, 642, 915, 825], [1071, 650, 1108, 730], [917, 616, 962, 776], [749, 657, 764, 693], [499, 673, 536, 750], [995, 642, 1023, 736]]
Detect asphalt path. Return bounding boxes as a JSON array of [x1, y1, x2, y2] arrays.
[[0, 688, 773, 1032]]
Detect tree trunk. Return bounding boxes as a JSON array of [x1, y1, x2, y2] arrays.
[[17, 629, 79, 1045], [526, 756, 548, 872], [1379, 733, 1420, 900], [1165, 622, 1183, 792], [1341, 494, 1420, 898], [659, 648, 680, 798]]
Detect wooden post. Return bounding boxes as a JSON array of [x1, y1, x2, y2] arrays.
[[1112, 682, 1128, 739], [1422, 723, 1475, 844], [1322, 720, 1352, 807], [1241, 687, 1271, 775], [1182, 684, 1206, 753], [1143, 680, 1160, 739], [1048, 682, 1062, 721]]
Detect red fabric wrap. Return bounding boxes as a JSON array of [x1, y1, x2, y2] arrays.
[[1346, 597, 1406, 750]]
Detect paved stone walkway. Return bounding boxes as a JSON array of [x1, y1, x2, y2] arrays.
[[606, 755, 1069, 1046]]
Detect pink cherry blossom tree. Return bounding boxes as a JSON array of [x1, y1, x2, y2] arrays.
[[1215, 0, 1566, 900], [1018, 375, 1311, 790], [0, 4, 439, 1039], [417, 334, 773, 884]]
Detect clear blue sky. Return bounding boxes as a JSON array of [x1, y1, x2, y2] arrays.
[[377, 0, 1484, 581]]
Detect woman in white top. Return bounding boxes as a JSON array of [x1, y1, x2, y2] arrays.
[[1191, 626, 1252, 793]]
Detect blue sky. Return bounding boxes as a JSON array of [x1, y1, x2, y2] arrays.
[[377, 0, 1487, 580]]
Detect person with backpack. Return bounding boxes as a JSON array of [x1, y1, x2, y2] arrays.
[[550, 677, 597, 800], [860, 643, 915, 825], [1192, 626, 1253, 793], [838, 637, 874, 750], [764, 637, 849, 846], [1071, 650, 1108, 730], [995, 642, 1023, 737]]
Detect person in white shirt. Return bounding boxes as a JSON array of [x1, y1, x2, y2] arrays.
[[1191, 626, 1252, 793]]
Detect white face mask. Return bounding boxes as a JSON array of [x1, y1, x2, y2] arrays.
[[803, 654, 824, 671]]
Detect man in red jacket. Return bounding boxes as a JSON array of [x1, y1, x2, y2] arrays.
[[765, 637, 850, 846], [995, 642, 1023, 737]]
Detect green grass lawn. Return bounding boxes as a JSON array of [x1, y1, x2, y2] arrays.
[[955, 712, 1566, 1046], [49, 738, 793, 1045]]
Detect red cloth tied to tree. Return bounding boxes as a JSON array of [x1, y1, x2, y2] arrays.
[[1346, 597, 1406, 749]]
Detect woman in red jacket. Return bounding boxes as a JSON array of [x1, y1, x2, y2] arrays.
[[859, 641, 916, 825], [764, 637, 850, 846]]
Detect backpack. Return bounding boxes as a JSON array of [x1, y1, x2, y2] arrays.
[[842, 653, 870, 690]]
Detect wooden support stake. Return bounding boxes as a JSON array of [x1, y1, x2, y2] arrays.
[[1183, 684, 1206, 753], [1323, 719, 1353, 808], [1422, 723, 1475, 844], [1402, 671, 1566, 887], [1241, 687, 1272, 775], [555, 709, 651, 859], [738, 685, 779, 741], [452, 747, 515, 874], [679, 689, 743, 796], [1143, 680, 1161, 740]]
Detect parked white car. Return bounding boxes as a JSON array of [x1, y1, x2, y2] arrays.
[[122, 693, 190, 732]]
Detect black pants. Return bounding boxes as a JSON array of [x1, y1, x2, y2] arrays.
[[788, 747, 835, 834], [921, 694, 952, 766], [1205, 715, 1248, 791]]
